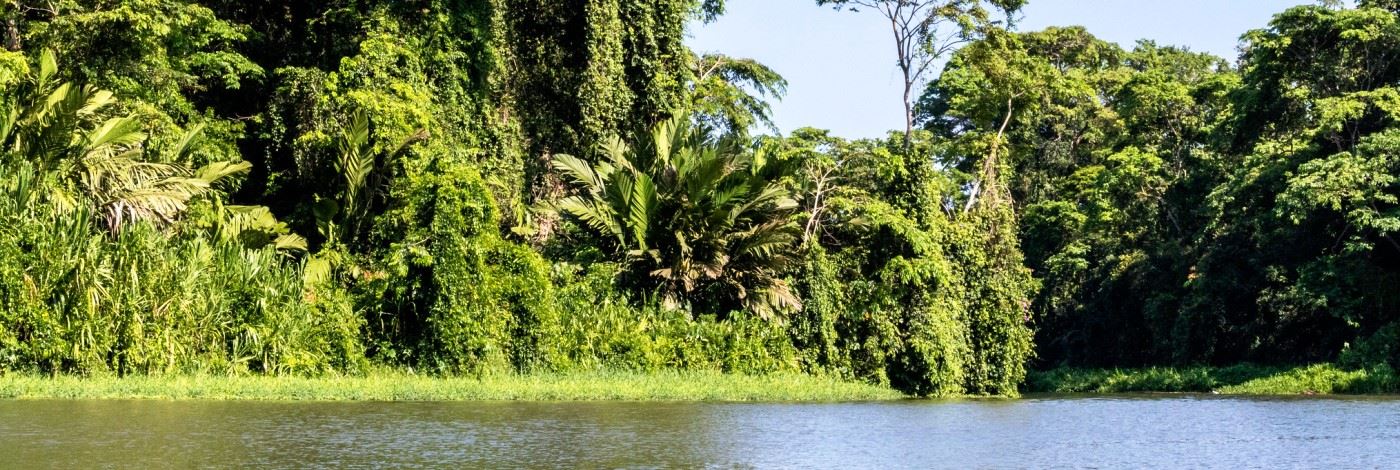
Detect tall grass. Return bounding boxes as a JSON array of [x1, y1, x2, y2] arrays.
[[0, 370, 904, 402], [0, 181, 364, 377], [1025, 364, 1400, 395]]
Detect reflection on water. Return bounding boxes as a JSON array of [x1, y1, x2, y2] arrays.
[[2, 395, 1399, 468]]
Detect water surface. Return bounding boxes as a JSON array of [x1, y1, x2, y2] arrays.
[[2, 395, 1399, 468]]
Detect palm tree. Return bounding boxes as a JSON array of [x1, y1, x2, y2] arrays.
[[316, 110, 428, 247], [553, 116, 802, 320], [0, 50, 247, 232]]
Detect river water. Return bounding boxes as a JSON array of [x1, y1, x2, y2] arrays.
[[1, 395, 1398, 468]]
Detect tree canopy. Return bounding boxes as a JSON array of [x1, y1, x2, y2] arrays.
[[0, 0, 1397, 394]]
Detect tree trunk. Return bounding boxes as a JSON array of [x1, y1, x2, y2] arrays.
[[3, 13, 19, 52], [966, 97, 1017, 212], [902, 80, 914, 149]]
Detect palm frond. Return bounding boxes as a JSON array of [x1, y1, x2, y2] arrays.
[[213, 204, 308, 252], [554, 112, 802, 319], [745, 280, 802, 321], [273, 234, 309, 252], [628, 172, 657, 251], [601, 136, 633, 172], [728, 220, 799, 261], [2, 51, 245, 236], [168, 124, 206, 162], [102, 189, 193, 231], [82, 117, 146, 158], [194, 160, 252, 186], [77, 87, 116, 117], [557, 196, 625, 244], [36, 50, 57, 88], [552, 153, 603, 190]]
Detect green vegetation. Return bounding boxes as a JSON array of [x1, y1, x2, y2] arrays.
[[1, 0, 1399, 400], [0, 371, 901, 401], [1027, 365, 1400, 395], [923, 2, 1400, 380], [553, 116, 803, 318]]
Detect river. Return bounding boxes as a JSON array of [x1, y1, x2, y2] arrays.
[[2, 395, 1398, 468]]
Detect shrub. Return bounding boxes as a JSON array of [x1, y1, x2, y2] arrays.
[[550, 262, 800, 374], [369, 156, 559, 375], [0, 201, 364, 376], [1341, 322, 1400, 369]]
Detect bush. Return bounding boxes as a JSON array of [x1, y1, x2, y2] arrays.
[[0, 201, 364, 376], [367, 156, 559, 375], [550, 262, 800, 374], [1341, 322, 1400, 369], [788, 205, 1035, 397]]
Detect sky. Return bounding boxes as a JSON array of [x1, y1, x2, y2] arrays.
[[686, 0, 1326, 139]]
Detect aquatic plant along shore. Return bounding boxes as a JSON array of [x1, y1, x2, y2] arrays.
[[0, 371, 901, 401]]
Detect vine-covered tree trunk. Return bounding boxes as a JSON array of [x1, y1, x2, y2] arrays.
[[3, 14, 19, 51]]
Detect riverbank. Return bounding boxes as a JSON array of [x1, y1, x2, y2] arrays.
[[1025, 364, 1400, 395], [18, 364, 1396, 401], [0, 370, 904, 402]]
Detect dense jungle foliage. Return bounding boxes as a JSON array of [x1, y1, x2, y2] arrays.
[[0, 0, 1397, 396]]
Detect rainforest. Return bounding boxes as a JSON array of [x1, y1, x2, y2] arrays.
[[1, 0, 1399, 399]]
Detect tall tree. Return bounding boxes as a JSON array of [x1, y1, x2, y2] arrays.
[[1179, 3, 1400, 365], [924, 26, 1237, 366], [687, 51, 788, 135], [816, 0, 1023, 147]]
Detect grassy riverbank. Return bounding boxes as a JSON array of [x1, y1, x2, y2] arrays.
[[0, 371, 904, 402], [1025, 364, 1400, 395], [19, 365, 1398, 401]]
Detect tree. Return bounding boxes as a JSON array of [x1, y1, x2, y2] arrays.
[[1178, 3, 1400, 364], [688, 51, 788, 136], [2, 2, 20, 52], [923, 25, 1241, 366], [771, 128, 854, 245], [816, 0, 1023, 147], [921, 27, 1058, 210], [553, 116, 802, 319]]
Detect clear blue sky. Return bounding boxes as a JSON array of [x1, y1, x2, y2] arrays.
[[686, 0, 1325, 139]]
